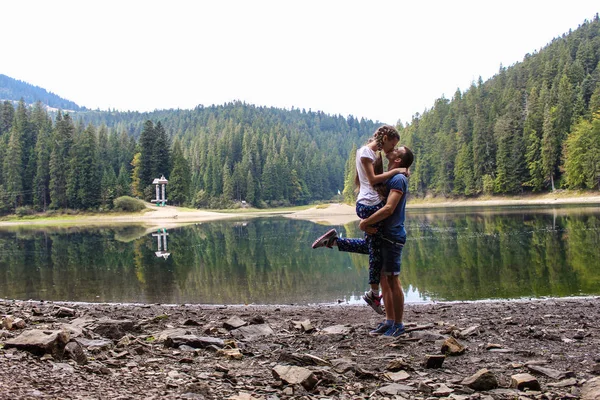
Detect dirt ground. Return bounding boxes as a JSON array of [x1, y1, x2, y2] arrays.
[[1, 297, 599, 399]]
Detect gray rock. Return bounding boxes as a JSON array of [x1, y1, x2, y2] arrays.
[[377, 383, 417, 395], [433, 383, 454, 397], [0, 329, 13, 339], [458, 325, 481, 338], [489, 388, 520, 396], [510, 373, 541, 391], [292, 319, 315, 333], [387, 358, 411, 371], [223, 316, 247, 330], [68, 317, 94, 328], [424, 354, 446, 369], [65, 341, 88, 365], [461, 368, 498, 391], [12, 317, 26, 329], [1, 315, 15, 330], [55, 307, 76, 318], [164, 334, 224, 349], [230, 324, 274, 340], [410, 330, 446, 341], [547, 378, 578, 388], [418, 381, 433, 393], [179, 345, 198, 353], [156, 328, 189, 343], [278, 352, 330, 366], [331, 358, 355, 373], [52, 362, 75, 374], [92, 318, 136, 340], [527, 364, 575, 380], [320, 324, 353, 335], [582, 376, 600, 400], [60, 323, 83, 339], [384, 370, 410, 381], [85, 361, 111, 375], [441, 336, 466, 355], [75, 337, 113, 350], [5, 329, 70, 358], [272, 364, 318, 390]]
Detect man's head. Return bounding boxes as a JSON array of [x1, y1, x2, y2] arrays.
[[386, 146, 414, 170]]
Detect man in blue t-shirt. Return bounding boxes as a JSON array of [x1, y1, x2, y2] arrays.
[[310, 146, 414, 337], [358, 146, 413, 337]]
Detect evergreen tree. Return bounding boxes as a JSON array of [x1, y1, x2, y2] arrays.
[[222, 163, 234, 201], [153, 121, 171, 178], [49, 113, 74, 209], [472, 106, 495, 191], [246, 170, 255, 205], [288, 169, 302, 204], [49, 147, 67, 209], [75, 124, 100, 209], [169, 140, 191, 206], [100, 167, 117, 208], [261, 156, 277, 202], [524, 88, 545, 191], [116, 164, 132, 197], [555, 73, 574, 139], [541, 105, 560, 190], [139, 120, 157, 189], [493, 116, 512, 193], [2, 127, 23, 209], [14, 100, 35, 205], [0, 101, 15, 136], [97, 124, 110, 173], [453, 143, 475, 195], [33, 122, 52, 210]]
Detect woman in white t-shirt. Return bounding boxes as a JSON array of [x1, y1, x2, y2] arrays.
[[312, 125, 405, 314]]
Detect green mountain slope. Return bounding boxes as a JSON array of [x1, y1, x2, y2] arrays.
[[401, 14, 600, 196], [0, 74, 84, 111]]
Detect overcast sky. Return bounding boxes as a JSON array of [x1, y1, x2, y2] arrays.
[[3, 1, 598, 124]]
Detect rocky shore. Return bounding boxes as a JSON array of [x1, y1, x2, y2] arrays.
[[1, 297, 599, 400]]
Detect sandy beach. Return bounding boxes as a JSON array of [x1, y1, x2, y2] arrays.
[[0, 193, 598, 228]]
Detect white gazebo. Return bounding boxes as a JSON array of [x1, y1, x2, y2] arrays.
[[151, 175, 168, 206]]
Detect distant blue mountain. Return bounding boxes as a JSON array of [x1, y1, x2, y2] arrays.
[[0, 74, 85, 111]]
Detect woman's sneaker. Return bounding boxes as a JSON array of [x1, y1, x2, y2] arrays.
[[363, 291, 384, 315], [311, 229, 338, 249], [369, 322, 392, 336]]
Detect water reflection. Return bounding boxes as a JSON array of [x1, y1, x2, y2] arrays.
[[152, 228, 170, 259], [0, 206, 599, 304]]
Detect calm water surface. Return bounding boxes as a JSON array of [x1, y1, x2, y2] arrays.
[[1, 206, 599, 304]]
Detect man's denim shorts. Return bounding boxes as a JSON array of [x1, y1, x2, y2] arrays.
[[381, 239, 403, 276]]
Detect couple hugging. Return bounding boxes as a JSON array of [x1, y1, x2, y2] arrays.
[[313, 125, 414, 338]]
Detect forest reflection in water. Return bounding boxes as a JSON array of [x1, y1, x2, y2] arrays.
[[0, 205, 599, 304]]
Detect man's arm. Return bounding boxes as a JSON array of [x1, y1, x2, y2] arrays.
[[358, 189, 403, 232], [360, 157, 404, 185]]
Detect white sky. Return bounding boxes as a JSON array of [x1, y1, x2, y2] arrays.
[[2, 1, 598, 124]]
